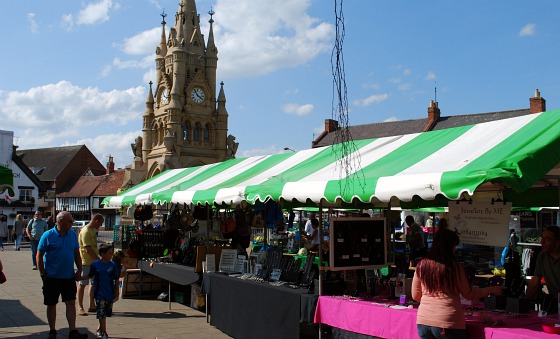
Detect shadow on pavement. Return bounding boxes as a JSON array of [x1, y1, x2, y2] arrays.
[[114, 310, 204, 319], [0, 299, 47, 327]]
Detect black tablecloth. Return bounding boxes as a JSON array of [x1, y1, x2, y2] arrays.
[[203, 273, 313, 339], [138, 261, 199, 285]]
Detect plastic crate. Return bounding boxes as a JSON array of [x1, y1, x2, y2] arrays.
[[172, 291, 189, 306]]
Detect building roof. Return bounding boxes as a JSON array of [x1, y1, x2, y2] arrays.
[[94, 169, 125, 196], [57, 169, 125, 198], [430, 108, 530, 131], [16, 145, 105, 182], [313, 108, 532, 147], [11, 151, 47, 192]]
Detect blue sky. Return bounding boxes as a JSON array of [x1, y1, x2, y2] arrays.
[[1, 0, 559, 169]]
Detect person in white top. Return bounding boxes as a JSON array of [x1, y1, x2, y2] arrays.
[[304, 213, 316, 236]]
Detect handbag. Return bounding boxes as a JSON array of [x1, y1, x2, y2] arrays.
[[0, 270, 6, 284]]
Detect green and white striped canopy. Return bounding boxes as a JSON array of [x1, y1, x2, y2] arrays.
[[103, 109, 560, 208]]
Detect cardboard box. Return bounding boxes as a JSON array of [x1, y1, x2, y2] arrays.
[[506, 297, 530, 313], [190, 284, 205, 310], [484, 295, 506, 310], [122, 257, 138, 269]]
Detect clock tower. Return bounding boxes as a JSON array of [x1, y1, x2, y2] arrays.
[[125, 0, 236, 187]]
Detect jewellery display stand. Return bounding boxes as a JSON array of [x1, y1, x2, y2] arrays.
[[329, 217, 387, 270]]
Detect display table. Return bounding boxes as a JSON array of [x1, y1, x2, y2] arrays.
[[314, 296, 554, 339], [202, 273, 315, 339], [138, 260, 200, 309]]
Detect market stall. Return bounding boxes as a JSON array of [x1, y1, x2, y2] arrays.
[[102, 110, 560, 337]]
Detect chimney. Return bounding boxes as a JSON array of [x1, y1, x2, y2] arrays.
[[325, 119, 339, 133], [106, 155, 115, 174], [427, 100, 440, 121], [529, 89, 546, 114], [423, 100, 441, 132]]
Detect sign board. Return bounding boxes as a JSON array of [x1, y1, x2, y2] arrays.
[[219, 249, 238, 273], [448, 202, 511, 246], [205, 254, 216, 272], [329, 217, 387, 271], [44, 189, 56, 202]]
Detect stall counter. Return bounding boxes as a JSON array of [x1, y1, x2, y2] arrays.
[[314, 295, 555, 339]]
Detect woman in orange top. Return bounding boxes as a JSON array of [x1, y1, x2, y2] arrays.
[[412, 229, 502, 338]]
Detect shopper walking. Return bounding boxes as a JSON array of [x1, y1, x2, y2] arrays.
[[78, 213, 103, 316], [37, 211, 88, 339], [26, 211, 48, 269], [412, 229, 503, 339], [13, 214, 25, 250], [0, 214, 7, 251]]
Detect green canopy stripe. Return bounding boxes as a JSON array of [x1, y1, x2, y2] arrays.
[[442, 110, 560, 194]]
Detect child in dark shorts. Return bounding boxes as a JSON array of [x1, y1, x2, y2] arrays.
[[82, 244, 120, 339]]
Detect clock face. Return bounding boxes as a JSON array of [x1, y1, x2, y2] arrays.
[[191, 87, 205, 104], [161, 88, 170, 105]]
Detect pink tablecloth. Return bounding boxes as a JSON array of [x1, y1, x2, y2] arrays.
[[314, 296, 419, 339], [314, 296, 554, 339]]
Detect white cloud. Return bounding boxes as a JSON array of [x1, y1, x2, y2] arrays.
[[113, 55, 153, 70], [384, 116, 400, 122], [27, 13, 38, 33], [112, 0, 332, 81], [61, 14, 74, 30], [1, 81, 145, 154], [352, 94, 389, 107], [397, 83, 412, 91], [283, 103, 314, 116], [101, 65, 112, 78], [77, 0, 113, 25], [403, 69, 411, 76], [389, 77, 401, 84], [213, 0, 333, 79], [426, 71, 436, 81], [121, 27, 162, 55], [519, 23, 536, 37], [313, 125, 324, 135], [363, 83, 380, 90], [241, 144, 283, 158], [72, 131, 140, 169]]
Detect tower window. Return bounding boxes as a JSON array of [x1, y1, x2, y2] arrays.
[[182, 122, 191, 142], [204, 124, 210, 142], [193, 123, 201, 142]]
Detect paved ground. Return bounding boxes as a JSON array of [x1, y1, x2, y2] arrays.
[[0, 242, 232, 339]]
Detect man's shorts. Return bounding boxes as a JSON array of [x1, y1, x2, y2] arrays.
[[96, 298, 114, 319], [79, 265, 93, 286], [43, 277, 77, 305]]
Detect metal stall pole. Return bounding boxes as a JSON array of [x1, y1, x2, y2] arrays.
[[317, 202, 323, 339], [206, 203, 211, 323], [299, 210, 304, 250]]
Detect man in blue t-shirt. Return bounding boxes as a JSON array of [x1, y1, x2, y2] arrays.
[[37, 211, 88, 339]]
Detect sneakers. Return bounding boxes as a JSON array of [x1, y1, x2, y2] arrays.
[[96, 330, 107, 339], [32, 266, 38, 270], [68, 329, 88, 339], [48, 329, 57, 339]]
